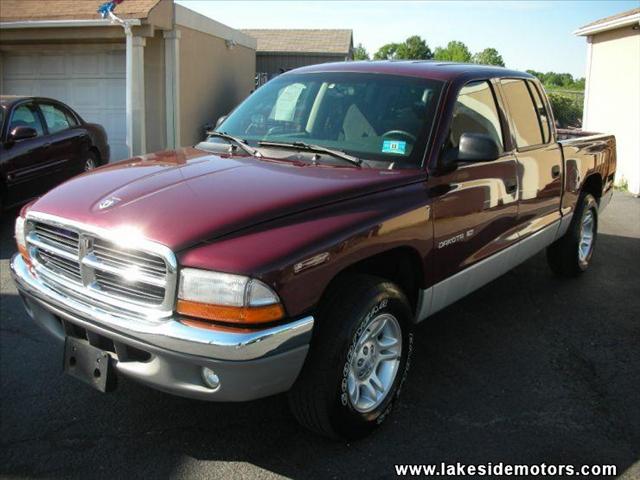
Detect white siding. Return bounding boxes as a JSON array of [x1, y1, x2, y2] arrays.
[[583, 27, 640, 194]]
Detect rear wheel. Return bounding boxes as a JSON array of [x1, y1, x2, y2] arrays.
[[84, 151, 100, 171], [547, 193, 598, 276], [288, 274, 414, 439]]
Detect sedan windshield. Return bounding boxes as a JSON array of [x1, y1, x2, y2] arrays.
[[217, 72, 444, 167]]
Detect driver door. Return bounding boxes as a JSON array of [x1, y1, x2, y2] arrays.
[[3, 102, 53, 205], [429, 80, 519, 313]]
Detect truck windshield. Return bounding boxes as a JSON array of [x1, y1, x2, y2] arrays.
[[217, 72, 444, 167]]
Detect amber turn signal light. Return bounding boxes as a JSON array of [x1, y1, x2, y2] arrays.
[[177, 299, 285, 325]]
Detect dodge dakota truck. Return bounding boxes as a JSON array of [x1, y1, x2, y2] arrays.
[[11, 61, 616, 439]]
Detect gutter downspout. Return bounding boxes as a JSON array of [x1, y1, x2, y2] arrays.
[[109, 15, 146, 157]]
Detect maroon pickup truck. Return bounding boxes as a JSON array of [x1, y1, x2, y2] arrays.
[[11, 62, 616, 439]]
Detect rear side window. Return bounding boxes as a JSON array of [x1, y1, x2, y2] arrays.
[[40, 103, 75, 133], [500, 78, 543, 148], [528, 81, 551, 143], [9, 104, 45, 136], [449, 81, 503, 151]]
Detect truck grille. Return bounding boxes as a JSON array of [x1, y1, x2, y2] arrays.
[[26, 216, 177, 316]]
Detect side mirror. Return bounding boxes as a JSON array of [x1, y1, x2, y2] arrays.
[[9, 126, 38, 142], [457, 133, 500, 162], [215, 115, 228, 129]]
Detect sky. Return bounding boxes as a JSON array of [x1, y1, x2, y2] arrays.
[[175, 0, 639, 78]]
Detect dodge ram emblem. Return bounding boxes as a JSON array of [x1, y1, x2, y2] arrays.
[[98, 196, 121, 210]]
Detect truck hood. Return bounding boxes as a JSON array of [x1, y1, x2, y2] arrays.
[[28, 148, 425, 251]]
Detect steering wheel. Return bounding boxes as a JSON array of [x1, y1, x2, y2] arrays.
[[381, 130, 416, 143]]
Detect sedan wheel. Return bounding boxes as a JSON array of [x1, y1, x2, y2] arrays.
[[84, 157, 97, 171]]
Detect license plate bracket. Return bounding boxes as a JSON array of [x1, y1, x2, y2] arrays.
[[63, 336, 116, 392]]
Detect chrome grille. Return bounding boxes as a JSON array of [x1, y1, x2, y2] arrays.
[[37, 249, 82, 282], [94, 270, 166, 304], [33, 223, 79, 253], [93, 239, 167, 278], [26, 214, 177, 317]]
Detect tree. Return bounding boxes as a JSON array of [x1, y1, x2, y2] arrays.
[[433, 40, 472, 62], [526, 70, 586, 91], [548, 92, 582, 128], [353, 43, 370, 61], [373, 42, 400, 60], [374, 35, 433, 60], [395, 35, 433, 60], [472, 48, 505, 67]]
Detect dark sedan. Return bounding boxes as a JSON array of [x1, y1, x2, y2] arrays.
[[0, 96, 110, 211]]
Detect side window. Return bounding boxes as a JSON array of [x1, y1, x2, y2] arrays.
[[500, 78, 543, 147], [528, 81, 551, 143], [449, 81, 503, 152], [40, 103, 72, 134], [9, 104, 45, 136]]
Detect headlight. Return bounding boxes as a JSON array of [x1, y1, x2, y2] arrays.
[[176, 268, 284, 324], [15, 216, 29, 263]]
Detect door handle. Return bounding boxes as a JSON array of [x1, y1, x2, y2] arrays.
[[42, 143, 51, 149], [551, 165, 560, 178]]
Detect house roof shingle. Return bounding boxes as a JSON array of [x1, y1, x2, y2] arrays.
[[241, 29, 352, 55], [579, 7, 640, 29], [0, 0, 162, 21]]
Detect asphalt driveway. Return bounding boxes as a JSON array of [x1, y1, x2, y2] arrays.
[[1, 192, 639, 479]]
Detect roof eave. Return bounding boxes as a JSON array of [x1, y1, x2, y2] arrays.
[[0, 18, 142, 29], [257, 50, 350, 56], [573, 13, 640, 36]]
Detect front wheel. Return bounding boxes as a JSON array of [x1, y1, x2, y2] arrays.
[[547, 193, 598, 276], [288, 274, 414, 439]]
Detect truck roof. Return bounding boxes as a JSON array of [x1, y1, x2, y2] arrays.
[[288, 60, 534, 83]]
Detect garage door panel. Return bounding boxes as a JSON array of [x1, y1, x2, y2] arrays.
[[2, 79, 37, 96], [71, 53, 101, 76], [38, 55, 66, 76], [105, 78, 126, 105], [105, 52, 126, 76], [71, 79, 104, 107], [3, 48, 127, 161], [37, 80, 69, 102], [3, 54, 36, 76]]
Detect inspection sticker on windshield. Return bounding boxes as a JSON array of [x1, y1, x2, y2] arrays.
[[382, 140, 406, 155]]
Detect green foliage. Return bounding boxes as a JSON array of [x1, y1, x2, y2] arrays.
[[434, 41, 472, 62], [374, 35, 433, 60], [614, 177, 629, 192], [526, 70, 585, 91], [472, 48, 505, 67], [547, 92, 583, 128], [396, 35, 433, 60], [373, 43, 399, 60], [353, 43, 370, 61]]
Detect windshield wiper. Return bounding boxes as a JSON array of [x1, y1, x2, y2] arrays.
[[206, 131, 263, 158], [258, 141, 362, 167]]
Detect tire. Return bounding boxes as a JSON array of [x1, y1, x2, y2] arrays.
[[84, 151, 100, 171], [288, 274, 414, 440], [547, 193, 598, 277]]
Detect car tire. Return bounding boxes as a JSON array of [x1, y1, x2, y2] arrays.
[[84, 151, 100, 171], [288, 273, 414, 440], [547, 193, 598, 277]]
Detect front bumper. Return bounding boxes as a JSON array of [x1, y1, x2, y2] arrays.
[[11, 254, 313, 401]]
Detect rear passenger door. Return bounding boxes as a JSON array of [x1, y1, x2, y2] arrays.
[[37, 102, 87, 180], [431, 80, 519, 286], [499, 79, 563, 241]]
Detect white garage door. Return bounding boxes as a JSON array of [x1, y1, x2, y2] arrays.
[[1, 47, 128, 161]]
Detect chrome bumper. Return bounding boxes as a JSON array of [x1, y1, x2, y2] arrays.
[[11, 254, 313, 401]]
